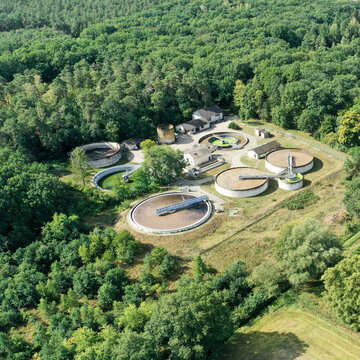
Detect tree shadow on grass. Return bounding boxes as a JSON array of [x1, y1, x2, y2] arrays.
[[247, 120, 264, 127], [218, 331, 309, 360], [305, 157, 323, 174], [254, 178, 278, 197]]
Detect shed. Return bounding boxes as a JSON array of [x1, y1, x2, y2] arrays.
[[247, 140, 281, 159], [122, 138, 143, 150], [184, 146, 212, 167], [260, 130, 271, 139], [255, 128, 265, 136], [192, 105, 224, 123], [176, 118, 210, 134]]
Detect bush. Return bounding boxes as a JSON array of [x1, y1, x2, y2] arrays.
[[280, 189, 319, 210], [98, 283, 121, 309], [104, 267, 129, 294], [73, 264, 103, 298], [123, 283, 146, 307], [322, 254, 360, 331], [228, 121, 241, 130]]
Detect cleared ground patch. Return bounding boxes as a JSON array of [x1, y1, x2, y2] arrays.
[[215, 310, 360, 360]]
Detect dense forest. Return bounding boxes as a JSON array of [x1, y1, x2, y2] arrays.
[[1, 0, 360, 359], [1, 0, 360, 160]]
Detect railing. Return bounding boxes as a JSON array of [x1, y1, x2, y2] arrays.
[[156, 195, 209, 216]]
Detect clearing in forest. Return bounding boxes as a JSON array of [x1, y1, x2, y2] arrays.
[[215, 309, 360, 360]]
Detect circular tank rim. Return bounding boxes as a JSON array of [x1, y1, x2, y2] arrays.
[[265, 159, 314, 174], [266, 148, 313, 168], [278, 177, 304, 190], [76, 142, 122, 160], [129, 192, 212, 234], [215, 167, 268, 191], [198, 132, 248, 149], [215, 178, 269, 198], [92, 164, 142, 191], [157, 124, 174, 130]]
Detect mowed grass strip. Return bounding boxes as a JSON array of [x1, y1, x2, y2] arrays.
[[215, 310, 360, 360]]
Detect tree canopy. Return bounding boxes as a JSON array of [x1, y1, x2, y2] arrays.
[[273, 218, 342, 286], [142, 145, 185, 185], [322, 254, 360, 331]]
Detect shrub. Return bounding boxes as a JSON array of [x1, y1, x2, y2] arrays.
[[228, 121, 241, 130], [280, 189, 319, 210], [98, 283, 121, 309]]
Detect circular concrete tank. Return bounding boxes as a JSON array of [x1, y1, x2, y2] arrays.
[[71, 142, 122, 168], [265, 148, 313, 174], [215, 167, 269, 198], [92, 165, 142, 191], [278, 173, 303, 190], [129, 192, 212, 234], [199, 132, 248, 150], [157, 124, 175, 144]]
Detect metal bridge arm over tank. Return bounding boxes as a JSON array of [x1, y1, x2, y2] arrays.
[[156, 195, 209, 216]]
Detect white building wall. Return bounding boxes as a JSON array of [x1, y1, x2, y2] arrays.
[[184, 153, 210, 167], [201, 123, 211, 131], [247, 150, 259, 159]]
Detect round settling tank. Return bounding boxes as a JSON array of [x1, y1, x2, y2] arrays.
[[129, 192, 212, 234], [278, 173, 303, 190], [199, 132, 248, 150], [71, 142, 122, 168], [157, 124, 175, 144], [265, 148, 313, 174], [215, 167, 268, 198], [92, 165, 142, 191]]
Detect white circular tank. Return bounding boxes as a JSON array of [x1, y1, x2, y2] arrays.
[[278, 173, 304, 190], [215, 167, 269, 198], [265, 148, 314, 174]]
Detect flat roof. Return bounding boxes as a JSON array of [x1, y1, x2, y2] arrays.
[[184, 146, 211, 159]]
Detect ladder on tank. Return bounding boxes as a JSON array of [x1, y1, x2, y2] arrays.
[[155, 195, 209, 216], [238, 154, 296, 181]]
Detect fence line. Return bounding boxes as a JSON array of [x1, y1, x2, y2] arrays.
[[226, 116, 346, 162]]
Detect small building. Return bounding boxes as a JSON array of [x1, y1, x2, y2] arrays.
[[260, 130, 271, 139], [176, 118, 210, 135], [192, 105, 224, 123], [122, 138, 143, 150], [184, 146, 212, 167], [255, 128, 271, 139], [255, 128, 265, 136], [247, 140, 281, 160]]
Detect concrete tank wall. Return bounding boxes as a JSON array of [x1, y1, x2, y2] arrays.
[[157, 124, 175, 144], [215, 180, 269, 198], [74, 142, 122, 168], [92, 165, 142, 191], [128, 192, 212, 234], [265, 159, 314, 174], [278, 178, 303, 190]]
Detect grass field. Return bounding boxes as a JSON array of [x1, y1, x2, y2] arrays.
[[215, 310, 360, 360]]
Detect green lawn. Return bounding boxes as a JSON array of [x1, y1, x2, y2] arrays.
[[215, 310, 360, 360], [98, 171, 125, 190]]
